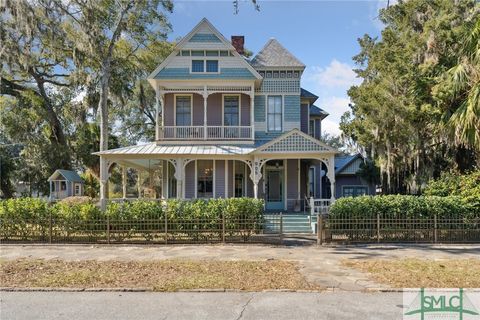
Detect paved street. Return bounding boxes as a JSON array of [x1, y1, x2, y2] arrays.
[[0, 292, 404, 320]]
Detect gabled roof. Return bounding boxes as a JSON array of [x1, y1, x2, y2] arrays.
[[48, 169, 83, 182], [148, 18, 262, 82], [253, 129, 337, 154], [310, 105, 329, 119], [335, 154, 363, 174], [301, 88, 318, 102], [250, 38, 305, 68]]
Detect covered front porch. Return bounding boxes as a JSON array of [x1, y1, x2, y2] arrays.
[[95, 130, 338, 213]]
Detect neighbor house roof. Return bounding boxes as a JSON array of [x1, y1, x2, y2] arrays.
[[48, 169, 83, 182], [335, 154, 363, 174], [250, 38, 305, 68], [310, 105, 329, 118]]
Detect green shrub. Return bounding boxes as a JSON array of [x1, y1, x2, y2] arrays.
[[0, 198, 52, 240], [424, 171, 480, 213], [330, 195, 476, 219]]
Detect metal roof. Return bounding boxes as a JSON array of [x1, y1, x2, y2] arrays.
[[301, 88, 318, 102], [48, 169, 83, 182], [310, 105, 329, 118], [335, 154, 362, 174], [94, 143, 256, 156], [250, 39, 305, 68]]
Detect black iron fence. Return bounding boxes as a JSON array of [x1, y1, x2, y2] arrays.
[[0, 213, 281, 244], [318, 214, 480, 244]]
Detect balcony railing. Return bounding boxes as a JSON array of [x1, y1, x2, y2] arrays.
[[158, 126, 253, 140]]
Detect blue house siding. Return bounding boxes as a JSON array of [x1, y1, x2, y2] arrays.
[[254, 131, 283, 141], [300, 103, 309, 134], [189, 33, 221, 43], [335, 175, 375, 198], [284, 95, 300, 122], [254, 95, 265, 122], [155, 68, 256, 80]]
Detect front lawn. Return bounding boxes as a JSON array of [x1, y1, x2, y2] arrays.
[[343, 258, 480, 288], [0, 258, 318, 291]]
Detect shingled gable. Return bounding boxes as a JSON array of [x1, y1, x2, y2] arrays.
[[147, 18, 262, 84], [250, 38, 305, 68]]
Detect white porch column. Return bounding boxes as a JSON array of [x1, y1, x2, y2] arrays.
[[155, 89, 160, 140], [249, 158, 263, 199], [203, 86, 208, 140], [99, 157, 108, 210], [174, 158, 184, 199], [122, 166, 127, 199], [250, 87, 255, 140], [327, 155, 336, 202]]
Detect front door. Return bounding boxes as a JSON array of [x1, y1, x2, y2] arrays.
[[265, 162, 284, 211]]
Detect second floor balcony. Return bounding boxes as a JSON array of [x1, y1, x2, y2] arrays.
[[158, 125, 253, 140]]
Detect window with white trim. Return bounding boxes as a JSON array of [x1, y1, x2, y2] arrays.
[[206, 60, 218, 72], [309, 120, 315, 137], [224, 96, 239, 126], [342, 186, 368, 197], [75, 184, 80, 195], [197, 160, 213, 198], [175, 96, 191, 126], [191, 60, 204, 72], [267, 96, 282, 132], [234, 161, 246, 197]]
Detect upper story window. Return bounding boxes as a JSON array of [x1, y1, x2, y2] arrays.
[[267, 96, 282, 132], [224, 96, 239, 126], [192, 60, 204, 72], [309, 119, 315, 137], [175, 96, 191, 126], [206, 60, 218, 72], [191, 60, 218, 73]]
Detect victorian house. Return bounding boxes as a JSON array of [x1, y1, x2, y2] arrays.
[[96, 18, 338, 211]]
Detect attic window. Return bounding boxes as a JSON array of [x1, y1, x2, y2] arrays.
[[191, 50, 204, 56], [220, 51, 229, 56], [206, 60, 218, 72], [206, 50, 218, 56], [181, 50, 190, 56]]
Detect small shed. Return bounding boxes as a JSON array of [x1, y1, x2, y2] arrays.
[[48, 169, 84, 200]]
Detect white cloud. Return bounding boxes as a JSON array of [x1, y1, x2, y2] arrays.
[[307, 59, 360, 89], [317, 96, 351, 136]]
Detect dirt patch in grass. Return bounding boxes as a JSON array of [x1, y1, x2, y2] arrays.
[[343, 258, 480, 288], [0, 258, 319, 291]]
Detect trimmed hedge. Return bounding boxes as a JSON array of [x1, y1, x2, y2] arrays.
[[329, 195, 477, 219], [0, 198, 264, 242]]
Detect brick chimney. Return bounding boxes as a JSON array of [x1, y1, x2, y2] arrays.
[[231, 36, 244, 55]]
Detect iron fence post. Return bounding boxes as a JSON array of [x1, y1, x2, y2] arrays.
[[49, 210, 52, 244], [280, 213, 283, 243], [222, 212, 226, 243], [376, 213, 380, 243], [164, 213, 168, 245], [106, 215, 110, 244], [434, 213, 438, 243]]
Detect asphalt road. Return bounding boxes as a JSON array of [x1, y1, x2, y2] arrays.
[[0, 291, 404, 320]]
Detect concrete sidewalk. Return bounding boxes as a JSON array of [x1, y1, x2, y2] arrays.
[[1, 244, 479, 292]]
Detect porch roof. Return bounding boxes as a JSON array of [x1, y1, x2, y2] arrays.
[[94, 143, 256, 156]]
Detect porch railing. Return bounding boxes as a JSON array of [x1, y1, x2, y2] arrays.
[[158, 126, 253, 140]]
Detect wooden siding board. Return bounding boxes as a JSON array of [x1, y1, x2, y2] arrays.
[[155, 68, 256, 80], [215, 160, 226, 198]]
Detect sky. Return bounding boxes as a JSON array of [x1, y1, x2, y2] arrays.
[[165, 0, 390, 135]]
